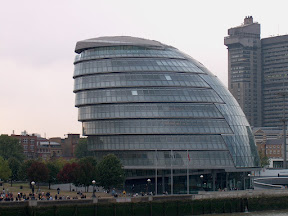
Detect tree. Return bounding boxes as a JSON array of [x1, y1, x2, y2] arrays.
[[18, 160, 34, 181], [259, 150, 270, 168], [0, 135, 25, 161], [57, 162, 80, 192], [75, 138, 93, 158], [46, 161, 60, 189], [53, 158, 67, 171], [74, 157, 97, 192], [8, 157, 21, 184], [0, 156, 12, 181], [57, 162, 79, 183], [27, 161, 49, 184], [96, 154, 125, 190]]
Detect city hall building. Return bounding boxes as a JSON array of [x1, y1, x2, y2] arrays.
[[73, 36, 260, 194]]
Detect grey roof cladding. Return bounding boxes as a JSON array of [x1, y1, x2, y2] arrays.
[[266, 139, 283, 145], [75, 36, 168, 53]]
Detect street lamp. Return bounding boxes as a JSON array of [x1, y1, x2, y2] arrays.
[[31, 181, 35, 200], [92, 180, 96, 198], [147, 179, 151, 195], [248, 174, 253, 189], [200, 175, 204, 190]]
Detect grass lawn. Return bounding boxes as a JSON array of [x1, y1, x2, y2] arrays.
[[1, 182, 111, 199]]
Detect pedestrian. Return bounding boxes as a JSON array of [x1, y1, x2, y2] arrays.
[[57, 188, 60, 194]]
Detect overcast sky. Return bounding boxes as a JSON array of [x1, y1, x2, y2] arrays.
[[1, 0, 288, 138]]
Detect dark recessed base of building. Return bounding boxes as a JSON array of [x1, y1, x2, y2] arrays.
[[123, 169, 252, 195]]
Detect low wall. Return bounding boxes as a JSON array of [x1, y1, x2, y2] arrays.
[[1, 190, 288, 216]]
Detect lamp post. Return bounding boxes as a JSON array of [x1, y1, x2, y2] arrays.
[[147, 179, 151, 195], [92, 180, 96, 198], [248, 174, 252, 189], [31, 181, 35, 200], [200, 175, 204, 190]]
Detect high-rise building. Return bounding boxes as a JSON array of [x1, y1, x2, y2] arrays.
[[225, 17, 288, 128], [73, 36, 259, 193], [224, 16, 262, 127], [262, 35, 288, 127]]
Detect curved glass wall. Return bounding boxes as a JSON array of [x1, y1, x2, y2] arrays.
[[93, 150, 234, 169], [75, 88, 223, 106], [78, 103, 223, 120], [87, 135, 227, 150], [74, 37, 260, 171], [74, 46, 185, 62], [74, 73, 209, 92], [82, 119, 232, 135], [74, 58, 203, 77], [199, 74, 260, 167]]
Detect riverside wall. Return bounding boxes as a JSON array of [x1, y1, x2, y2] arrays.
[[1, 190, 288, 215]]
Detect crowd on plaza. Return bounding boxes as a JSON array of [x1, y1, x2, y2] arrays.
[[0, 187, 87, 201]]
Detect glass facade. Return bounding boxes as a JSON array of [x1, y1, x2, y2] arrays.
[[74, 36, 260, 192]]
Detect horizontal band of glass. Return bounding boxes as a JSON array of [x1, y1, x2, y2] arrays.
[[75, 88, 223, 106], [87, 134, 227, 150], [74, 58, 203, 77], [82, 119, 232, 135], [222, 133, 260, 167], [92, 150, 234, 168], [74, 73, 209, 91], [78, 103, 223, 120], [74, 46, 186, 62], [199, 74, 240, 106]]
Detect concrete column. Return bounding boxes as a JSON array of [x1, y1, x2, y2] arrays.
[[162, 171, 165, 194], [212, 171, 216, 191], [155, 169, 158, 195], [28, 200, 37, 206], [243, 172, 246, 190], [226, 172, 229, 189]]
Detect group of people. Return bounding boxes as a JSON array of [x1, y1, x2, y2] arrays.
[[0, 188, 31, 201], [0, 187, 87, 201]]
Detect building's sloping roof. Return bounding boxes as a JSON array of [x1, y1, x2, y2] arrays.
[[266, 139, 283, 145], [75, 36, 168, 53], [252, 127, 282, 134]]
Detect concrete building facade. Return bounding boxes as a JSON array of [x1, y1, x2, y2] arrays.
[[224, 16, 262, 127], [225, 17, 288, 128]]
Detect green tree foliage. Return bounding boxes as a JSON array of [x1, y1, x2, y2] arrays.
[[0, 135, 25, 161], [27, 161, 49, 183], [79, 156, 97, 167], [75, 138, 93, 158], [259, 150, 270, 168], [8, 157, 21, 181], [0, 156, 12, 181], [18, 160, 34, 181], [46, 161, 60, 189], [96, 154, 125, 190], [74, 157, 97, 192]]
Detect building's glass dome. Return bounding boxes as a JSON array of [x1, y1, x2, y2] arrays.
[[73, 36, 260, 173]]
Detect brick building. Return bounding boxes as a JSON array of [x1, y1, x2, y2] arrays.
[[11, 132, 79, 160], [11, 133, 37, 159], [253, 127, 287, 168]]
